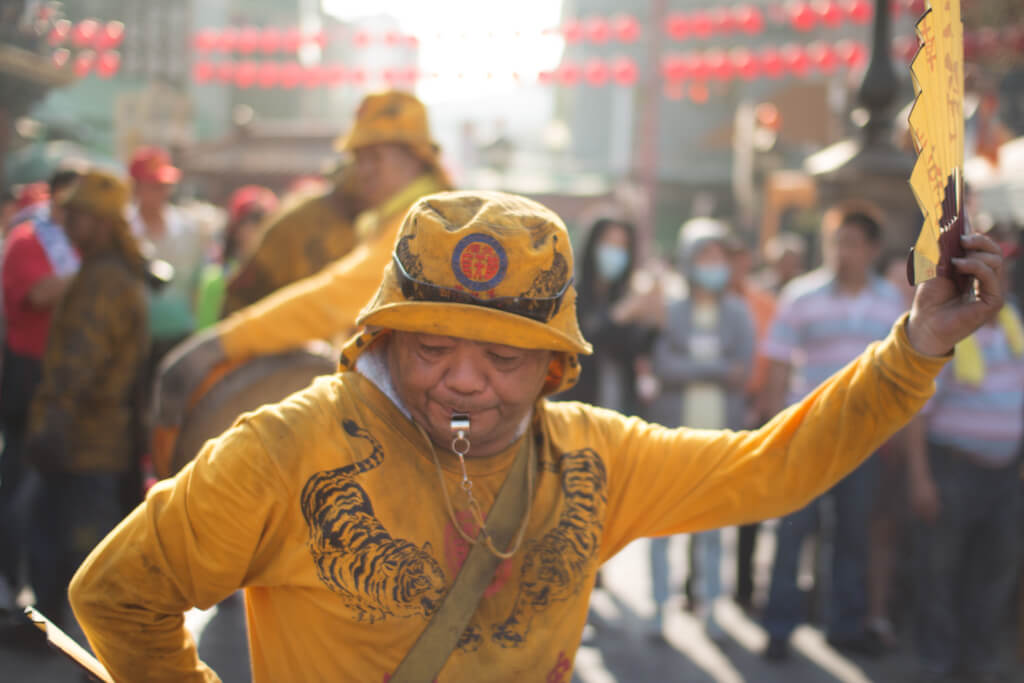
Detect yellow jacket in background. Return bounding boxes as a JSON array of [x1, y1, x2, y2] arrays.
[[70, 315, 946, 681], [217, 174, 445, 361], [222, 189, 358, 317]]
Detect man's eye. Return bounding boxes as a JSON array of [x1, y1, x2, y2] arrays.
[[421, 344, 448, 355], [489, 352, 521, 365]]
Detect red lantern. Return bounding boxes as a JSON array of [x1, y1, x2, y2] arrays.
[[558, 61, 581, 86], [908, 0, 926, 17], [216, 28, 239, 53], [664, 82, 685, 101], [760, 47, 785, 78], [689, 82, 710, 104], [51, 48, 71, 69], [302, 65, 324, 89], [96, 21, 125, 51], [562, 20, 584, 44], [846, 0, 872, 24], [585, 17, 610, 44], [73, 50, 95, 77], [326, 64, 348, 85], [310, 30, 328, 48], [705, 49, 733, 81], [234, 61, 258, 89], [237, 26, 261, 54], [193, 61, 215, 84], [260, 28, 282, 53], [256, 62, 280, 88], [282, 28, 302, 52], [95, 51, 120, 78], [731, 48, 760, 81], [781, 43, 810, 76], [735, 6, 764, 35], [353, 30, 372, 48], [691, 11, 713, 39], [280, 61, 303, 88], [584, 58, 609, 86], [835, 39, 867, 69], [662, 54, 689, 82], [537, 69, 556, 85], [194, 28, 216, 52], [612, 14, 640, 43], [709, 8, 736, 35], [790, 2, 817, 32], [71, 19, 100, 49], [807, 41, 837, 73], [48, 18, 71, 46], [214, 61, 235, 83], [403, 66, 420, 84], [611, 57, 638, 86], [384, 31, 402, 46], [348, 67, 367, 85], [819, 0, 844, 28], [381, 67, 398, 85], [665, 13, 690, 41], [690, 52, 711, 81]]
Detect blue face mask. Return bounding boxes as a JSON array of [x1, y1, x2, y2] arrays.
[[595, 244, 630, 281], [691, 263, 731, 292]]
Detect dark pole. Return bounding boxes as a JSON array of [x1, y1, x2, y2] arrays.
[[858, 0, 900, 147]]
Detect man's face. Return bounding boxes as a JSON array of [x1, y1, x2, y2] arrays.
[[135, 181, 172, 209], [388, 332, 553, 458], [354, 143, 417, 207], [63, 209, 101, 253], [825, 222, 878, 282]]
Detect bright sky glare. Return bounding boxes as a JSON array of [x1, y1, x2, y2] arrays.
[[323, 0, 565, 102]]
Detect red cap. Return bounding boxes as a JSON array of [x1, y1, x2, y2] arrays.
[[228, 185, 278, 224], [15, 182, 50, 210], [129, 146, 181, 185]]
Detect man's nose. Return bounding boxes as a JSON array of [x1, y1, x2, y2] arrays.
[[443, 354, 486, 396]]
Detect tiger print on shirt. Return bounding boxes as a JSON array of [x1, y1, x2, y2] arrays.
[[300, 419, 448, 624], [492, 448, 607, 647]]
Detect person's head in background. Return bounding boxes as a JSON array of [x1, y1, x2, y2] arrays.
[[725, 234, 756, 294], [880, 249, 916, 306], [223, 186, 278, 264], [48, 167, 83, 228], [821, 205, 884, 293], [129, 146, 180, 216], [763, 232, 806, 289], [677, 217, 734, 302], [579, 217, 637, 303]]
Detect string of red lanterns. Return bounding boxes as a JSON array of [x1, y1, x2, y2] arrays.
[[48, 19, 125, 51]]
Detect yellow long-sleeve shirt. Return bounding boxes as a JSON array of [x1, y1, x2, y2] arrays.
[[70, 316, 946, 682], [217, 174, 446, 361]]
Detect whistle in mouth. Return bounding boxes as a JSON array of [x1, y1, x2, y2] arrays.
[[450, 413, 470, 435]]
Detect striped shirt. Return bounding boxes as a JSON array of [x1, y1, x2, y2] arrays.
[[926, 309, 1024, 465], [762, 268, 906, 404]]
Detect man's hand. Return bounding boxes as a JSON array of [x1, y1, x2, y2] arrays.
[[906, 232, 1004, 357], [152, 329, 228, 429]]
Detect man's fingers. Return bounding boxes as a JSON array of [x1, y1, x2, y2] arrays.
[[961, 231, 1001, 257], [951, 255, 1001, 303]]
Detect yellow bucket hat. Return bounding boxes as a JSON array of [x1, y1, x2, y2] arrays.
[[61, 168, 131, 223], [335, 90, 437, 160], [340, 191, 592, 394]]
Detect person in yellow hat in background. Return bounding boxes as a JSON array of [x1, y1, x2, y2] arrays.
[[69, 190, 1004, 681], [219, 162, 362, 317], [24, 169, 149, 631], [152, 90, 451, 460]]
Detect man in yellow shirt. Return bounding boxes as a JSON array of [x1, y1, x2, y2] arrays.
[[71, 191, 1004, 682], [153, 90, 451, 457]]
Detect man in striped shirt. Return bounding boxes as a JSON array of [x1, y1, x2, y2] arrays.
[[907, 236, 1023, 682], [760, 207, 906, 660]]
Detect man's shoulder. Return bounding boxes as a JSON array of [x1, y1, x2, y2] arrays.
[[779, 268, 834, 304]]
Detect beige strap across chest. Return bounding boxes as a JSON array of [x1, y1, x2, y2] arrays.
[[389, 430, 535, 682]]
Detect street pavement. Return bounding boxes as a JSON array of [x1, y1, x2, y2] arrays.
[[2, 527, 1021, 681]]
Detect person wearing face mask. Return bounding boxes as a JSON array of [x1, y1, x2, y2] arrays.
[[646, 218, 756, 641], [558, 216, 655, 415]]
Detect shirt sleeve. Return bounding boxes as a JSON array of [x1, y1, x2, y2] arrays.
[[217, 215, 399, 361], [596, 313, 948, 561], [2, 226, 54, 311], [69, 418, 289, 682]]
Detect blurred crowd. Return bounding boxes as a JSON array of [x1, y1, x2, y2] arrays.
[[1, 88, 1023, 682]]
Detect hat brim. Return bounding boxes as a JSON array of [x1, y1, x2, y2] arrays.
[[359, 301, 592, 355]]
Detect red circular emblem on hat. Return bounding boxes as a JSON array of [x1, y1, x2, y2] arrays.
[[460, 242, 500, 282]]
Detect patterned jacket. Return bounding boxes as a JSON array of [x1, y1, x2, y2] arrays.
[[27, 251, 149, 473]]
